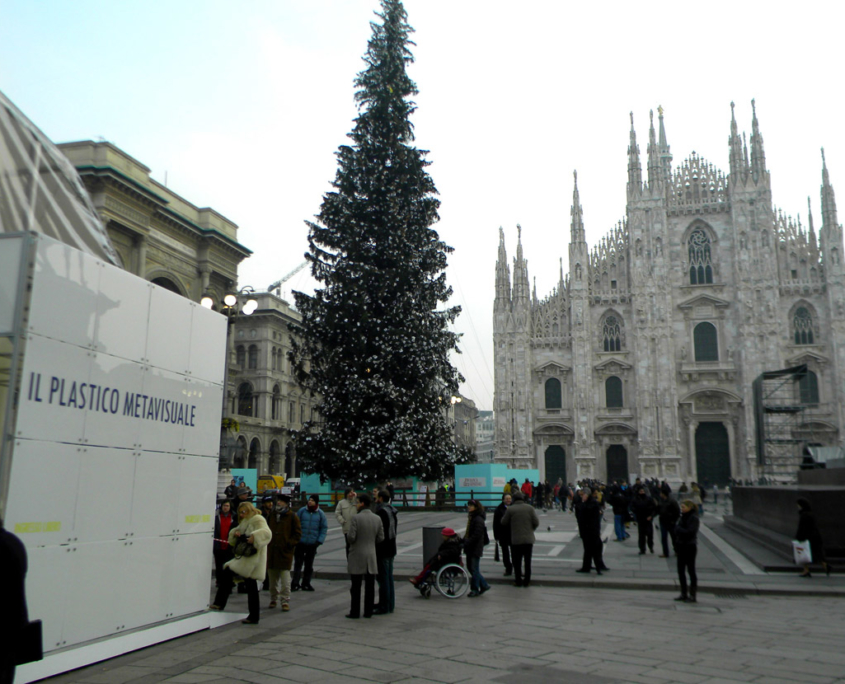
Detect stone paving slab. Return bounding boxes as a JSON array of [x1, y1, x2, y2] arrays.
[[40, 574, 845, 684]]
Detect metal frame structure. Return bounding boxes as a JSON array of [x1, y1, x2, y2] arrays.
[[753, 364, 815, 480], [0, 231, 33, 518]]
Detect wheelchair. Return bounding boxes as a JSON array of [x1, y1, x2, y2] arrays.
[[416, 562, 470, 599]]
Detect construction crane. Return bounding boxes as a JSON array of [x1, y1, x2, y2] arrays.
[[268, 260, 308, 295]]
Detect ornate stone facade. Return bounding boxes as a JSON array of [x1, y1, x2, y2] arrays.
[[227, 293, 314, 477], [494, 103, 845, 484], [58, 141, 251, 301]]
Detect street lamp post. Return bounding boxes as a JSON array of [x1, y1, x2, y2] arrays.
[[202, 286, 258, 467]]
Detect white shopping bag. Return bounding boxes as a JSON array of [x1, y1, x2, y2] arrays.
[[792, 540, 813, 565]]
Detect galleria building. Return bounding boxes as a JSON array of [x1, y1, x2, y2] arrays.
[[493, 103, 845, 486]]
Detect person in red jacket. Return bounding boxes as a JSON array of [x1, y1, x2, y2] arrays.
[[520, 479, 533, 499]]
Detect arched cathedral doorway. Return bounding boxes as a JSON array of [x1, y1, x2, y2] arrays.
[[544, 445, 566, 485], [695, 422, 731, 485], [606, 445, 629, 483]]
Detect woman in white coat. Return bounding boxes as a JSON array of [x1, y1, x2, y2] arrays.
[[210, 502, 272, 624]]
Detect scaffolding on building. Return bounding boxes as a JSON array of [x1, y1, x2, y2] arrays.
[[753, 364, 815, 481]]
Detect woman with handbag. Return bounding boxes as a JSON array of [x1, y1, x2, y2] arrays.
[[210, 502, 272, 624], [796, 498, 830, 578]]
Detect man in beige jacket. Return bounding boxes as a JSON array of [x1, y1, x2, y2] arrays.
[[335, 488, 358, 555]]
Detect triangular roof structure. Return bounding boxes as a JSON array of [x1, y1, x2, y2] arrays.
[[0, 90, 120, 265]]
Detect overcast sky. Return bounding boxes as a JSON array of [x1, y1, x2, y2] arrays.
[[2, 0, 843, 410]]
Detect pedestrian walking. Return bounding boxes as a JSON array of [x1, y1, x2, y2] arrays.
[[609, 486, 630, 542], [266, 493, 301, 612], [796, 498, 831, 578], [574, 488, 605, 575], [210, 502, 272, 624], [213, 500, 235, 585], [500, 491, 540, 587], [292, 495, 328, 592], [374, 490, 399, 614], [631, 487, 657, 555], [335, 488, 358, 556], [346, 493, 383, 619], [674, 500, 700, 603], [492, 493, 513, 576], [691, 482, 704, 516], [658, 490, 680, 558], [464, 499, 491, 597], [224, 478, 238, 500]]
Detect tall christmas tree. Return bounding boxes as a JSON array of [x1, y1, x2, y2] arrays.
[[290, 0, 471, 485]]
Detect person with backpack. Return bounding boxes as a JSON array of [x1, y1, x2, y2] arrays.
[[464, 499, 491, 597], [374, 489, 399, 614]]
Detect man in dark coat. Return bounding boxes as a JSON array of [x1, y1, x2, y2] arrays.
[[374, 490, 399, 615], [631, 488, 657, 555], [492, 493, 513, 576], [266, 493, 302, 611], [1, 519, 30, 684], [658, 490, 681, 558], [574, 489, 605, 575]]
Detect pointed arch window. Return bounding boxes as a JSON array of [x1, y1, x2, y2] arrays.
[[602, 315, 622, 352], [545, 378, 562, 409], [694, 322, 719, 362], [798, 370, 819, 405], [793, 307, 814, 345], [606, 376, 623, 408], [688, 229, 713, 284]]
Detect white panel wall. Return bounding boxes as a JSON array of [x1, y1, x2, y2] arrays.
[[5, 235, 226, 653]]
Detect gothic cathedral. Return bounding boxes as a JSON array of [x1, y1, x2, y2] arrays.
[[493, 102, 845, 485]]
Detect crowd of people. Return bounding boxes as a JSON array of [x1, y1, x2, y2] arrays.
[[209, 473, 834, 624], [494, 476, 705, 602]]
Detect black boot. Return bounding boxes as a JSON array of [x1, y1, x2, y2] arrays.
[[689, 588, 697, 603]]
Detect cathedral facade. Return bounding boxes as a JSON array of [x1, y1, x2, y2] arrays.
[[493, 102, 845, 485]]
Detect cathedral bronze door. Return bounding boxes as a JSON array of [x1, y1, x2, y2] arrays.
[[606, 445, 629, 483], [544, 445, 566, 484], [695, 422, 731, 485]]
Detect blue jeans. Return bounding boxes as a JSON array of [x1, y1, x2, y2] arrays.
[[376, 557, 395, 612], [614, 514, 628, 540], [466, 556, 489, 592]]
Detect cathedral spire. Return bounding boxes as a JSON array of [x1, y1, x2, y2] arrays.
[[647, 109, 661, 188], [512, 224, 530, 307], [627, 112, 642, 196], [808, 196, 817, 249], [750, 99, 767, 183], [742, 131, 749, 170], [494, 226, 511, 312], [821, 148, 839, 230], [571, 170, 585, 244], [657, 105, 672, 182], [728, 101, 746, 181]]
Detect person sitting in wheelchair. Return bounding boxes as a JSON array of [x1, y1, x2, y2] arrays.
[[409, 527, 462, 588]]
